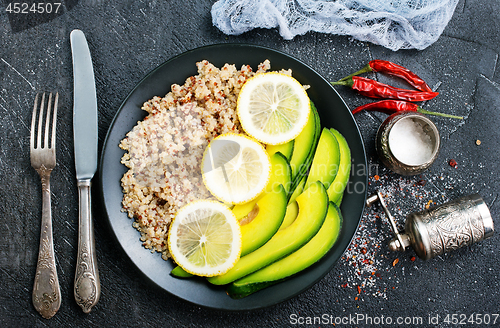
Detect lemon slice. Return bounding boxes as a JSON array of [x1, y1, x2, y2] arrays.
[[237, 72, 311, 145], [202, 133, 271, 204], [168, 200, 242, 277]]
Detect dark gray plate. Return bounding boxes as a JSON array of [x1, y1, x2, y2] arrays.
[[99, 44, 367, 310]]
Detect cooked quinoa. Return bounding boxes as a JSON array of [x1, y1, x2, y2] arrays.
[[119, 59, 276, 260]]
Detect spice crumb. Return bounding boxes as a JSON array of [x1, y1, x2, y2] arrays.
[[410, 256, 416, 262], [392, 258, 399, 267], [374, 175, 380, 181], [357, 286, 362, 294], [448, 159, 458, 168], [476, 139, 481, 146], [417, 179, 426, 186]]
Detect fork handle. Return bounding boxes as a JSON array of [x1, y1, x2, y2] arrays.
[[33, 171, 61, 319], [74, 179, 100, 313]]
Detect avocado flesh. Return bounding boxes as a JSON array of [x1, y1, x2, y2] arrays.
[[170, 265, 193, 278], [304, 128, 340, 191], [266, 139, 294, 161], [288, 104, 321, 197], [207, 181, 328, 285], [327, 128, 351, 203], [227, 202, 342, 298], [289, 103, 320, 184], [232, 152, 291, 220], [288, 175, 305, 204], [240, 185, 287, 256], [279, 200, 298, 231]]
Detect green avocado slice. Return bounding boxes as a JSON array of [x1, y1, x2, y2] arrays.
[[266, 139, 294, 161], [304, 128, 340, 191], [289, 102, 321, 184], [170, 265, 193, 278], [327, 128, 351, 203], [207, 181, 328, 286], [279, 200, 299, 231], [239, 184, 287, 256], [227, 202, 342, 298]]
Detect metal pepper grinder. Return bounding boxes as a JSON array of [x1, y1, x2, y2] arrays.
[[366, 191, 495, 260]]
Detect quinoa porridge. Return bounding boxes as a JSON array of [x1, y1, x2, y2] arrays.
[[119, 59, 280, 260]]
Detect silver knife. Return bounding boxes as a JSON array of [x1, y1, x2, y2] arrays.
[[70, 29, 100, 313]]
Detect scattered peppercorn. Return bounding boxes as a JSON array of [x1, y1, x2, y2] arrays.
[[476, 139, 481, 146], [448, 159, 458, 168], [411, 256, 416, 262]]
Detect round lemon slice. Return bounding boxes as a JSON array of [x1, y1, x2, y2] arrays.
[[168, 200, 242, 277], [237, 72, 311, 145], [202, 133, 271, 204]]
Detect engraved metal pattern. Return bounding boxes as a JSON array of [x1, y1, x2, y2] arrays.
[[33, 232, 60, 319], [74, 242, 98, 313], [30, 92, 61, 319], [74, 181, 100, 313], [417, 197, 485, 258]]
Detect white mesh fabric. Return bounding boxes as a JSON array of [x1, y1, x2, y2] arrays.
[[211, 0, 460, 51]]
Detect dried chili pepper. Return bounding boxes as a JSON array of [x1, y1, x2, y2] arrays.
[[332, 76, 438, 102], [338, 60, 433, 92], [352, 99, 463, 119]]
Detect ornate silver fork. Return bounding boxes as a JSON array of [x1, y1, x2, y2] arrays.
[[30, 92, 61, 319]]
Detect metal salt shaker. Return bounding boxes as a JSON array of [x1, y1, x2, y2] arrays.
[[376, 111, 440, 176], [367, 192, 495, 260]]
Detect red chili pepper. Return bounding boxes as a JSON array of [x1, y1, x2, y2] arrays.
[[352, 99, 463, 119], [338, 60, 433, 92], [332, 76, 438, 102]]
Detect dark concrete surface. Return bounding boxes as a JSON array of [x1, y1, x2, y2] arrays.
[[1, 0, 499, 327]]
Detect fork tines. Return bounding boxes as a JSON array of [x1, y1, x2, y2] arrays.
[[30, 92, 58, 150]]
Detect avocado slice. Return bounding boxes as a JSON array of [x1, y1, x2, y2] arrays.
[[170, 265, 193, 278], [289, 102, 321, 184], [327, 128, 351, 204], [279, 200, 299, 231], [335, 192, 344, 206], [232, 152, 292, 220], [266, 139, 294, 161], [239, 184, 287, 256], [304, 128, 340, 191], [207, 181, 328, 285], [288, 175, 305, 204], [227, 202, 342, 298]]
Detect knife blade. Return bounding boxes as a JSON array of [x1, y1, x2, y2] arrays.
[[70, 29, 100, 313]]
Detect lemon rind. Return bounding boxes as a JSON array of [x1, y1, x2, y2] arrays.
[[237, 72, 311, 146]]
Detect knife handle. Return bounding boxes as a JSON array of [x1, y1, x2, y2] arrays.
[[74, 179, 100, 313]]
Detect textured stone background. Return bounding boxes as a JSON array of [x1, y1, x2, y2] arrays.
[[1, 0, 499, 326]]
